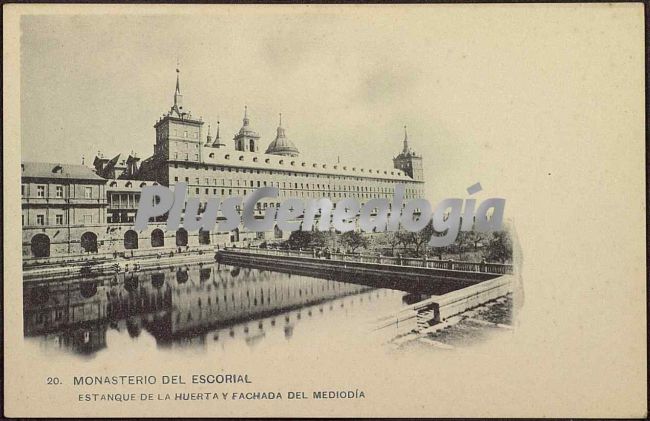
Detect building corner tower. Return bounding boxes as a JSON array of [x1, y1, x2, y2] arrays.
[[393, 126, 424, 181]]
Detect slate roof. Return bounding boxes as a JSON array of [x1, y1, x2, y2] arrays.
[[21, 162, 106, 182]]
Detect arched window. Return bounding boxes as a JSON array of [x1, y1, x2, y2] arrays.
[[151, 273, 164, 288], [81, 232, 98, 253], [176, 269, 188, 283], [151, 229, 164, 247], [249, 139, 255, 152], [176, 228, 188, 247], [31, 234, 50, 258], [79, 282, 98, 298], [124, 230, 138, 250], [199, 230, 211, 245]]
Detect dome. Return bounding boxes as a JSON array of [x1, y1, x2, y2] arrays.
[[266, 120, 299, 157], [238, 115, 260, 138], [234, 106, 260, 140]]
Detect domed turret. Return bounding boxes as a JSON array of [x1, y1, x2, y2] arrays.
[[234, 106, 261, 152], [265, 113, 300, 157]]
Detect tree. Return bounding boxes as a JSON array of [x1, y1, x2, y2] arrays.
[[286, 231, 311, 249], [455, 231, 488, 260], [310, 231, 331, 248], [396, 221, 435, 257], [373, 232, 402, 256], [285, 230, 331, 250], [384, 232, 402, 256], [339, 231, 370, 253], [483, 231, 513, 263]]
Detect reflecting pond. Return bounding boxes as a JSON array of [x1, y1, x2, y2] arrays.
[[23, 261, 413, 358]]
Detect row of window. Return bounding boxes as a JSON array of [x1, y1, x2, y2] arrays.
[[170, 162, 409, 182], [22, 214, 93, 226], [173, 152, 200, 161], [108, 193, 141, 209], [189, 187, 418, 201], [158, 129, 200, 140], [21, 185, 94, 199], [171, 174, 421, 198], [175, 175, 413, 194]]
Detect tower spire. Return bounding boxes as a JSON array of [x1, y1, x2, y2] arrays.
[[173, 61, 183, 112], [242, 105, 250, 126], [402, 125, 411, 154], [275, 113, 286, 138], [175, 67, 181, 94]]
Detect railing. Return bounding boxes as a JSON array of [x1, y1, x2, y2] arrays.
[[224, 246, 513, 275], [23, 245, 214, 269]]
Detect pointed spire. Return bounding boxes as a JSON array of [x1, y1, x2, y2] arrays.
[[173, 61, 183, 111], [402, 125, 411, 154], [242, 105, 249, 126], [211, 119, 225, 148], [276, 112, 286, 138]]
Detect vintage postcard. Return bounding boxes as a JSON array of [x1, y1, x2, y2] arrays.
[[3, 3, 646, 418]]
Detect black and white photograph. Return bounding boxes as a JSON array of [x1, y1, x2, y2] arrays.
[[3, 4, 646, 418]]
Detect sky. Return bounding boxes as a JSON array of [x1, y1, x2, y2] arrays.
[[19, 4, 642, 200]]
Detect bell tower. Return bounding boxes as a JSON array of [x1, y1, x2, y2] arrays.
[[153, 66, 204, 162], [233, 106, 261, 152], [393, 126, 423, 181]]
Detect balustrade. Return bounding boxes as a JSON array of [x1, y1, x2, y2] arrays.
[[231, 246, 513, 275]]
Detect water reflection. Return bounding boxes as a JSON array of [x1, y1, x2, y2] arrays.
[[24, 261, 401, 357]]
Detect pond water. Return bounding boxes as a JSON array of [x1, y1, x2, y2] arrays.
[[23, 261, 415, 359]]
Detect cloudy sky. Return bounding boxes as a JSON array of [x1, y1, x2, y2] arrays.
[[20, 5, 641, 199]]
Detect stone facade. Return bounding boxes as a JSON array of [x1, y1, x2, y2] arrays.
[[22, 68, 426, 262], [21, 162, 108, 259]]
